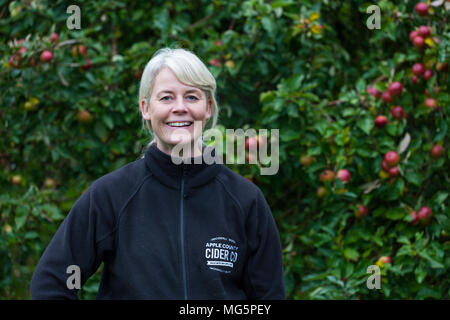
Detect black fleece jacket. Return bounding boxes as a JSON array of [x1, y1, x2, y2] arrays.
[[30, 144, 285, 300]]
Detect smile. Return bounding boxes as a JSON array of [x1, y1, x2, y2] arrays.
[[166, 121, 193, 127]]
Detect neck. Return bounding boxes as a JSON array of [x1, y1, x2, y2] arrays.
[[156, 138, 204, 159]]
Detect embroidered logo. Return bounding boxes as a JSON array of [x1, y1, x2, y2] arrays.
[[205, 237, 238, 274]]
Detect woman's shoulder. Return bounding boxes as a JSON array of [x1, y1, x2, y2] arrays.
[[88, 157, 150, 197], [215, 164, 264, 201]]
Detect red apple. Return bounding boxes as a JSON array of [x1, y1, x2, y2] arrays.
[[77, 109, 92, 123], [356, 205, 369, 218], [384, 151, 399, 168], [50, 32, 59, 42], [391, 106, 404, 119], [40, 50, 53, 62], [411, 211, 418, 225], [417, 206, 432, 223], [381, 91, 393, 103], [388, 166, 400, 177], [209, 59, 221, 67], [378, 256, 392, 264], [18, 46, 26, 56], [28, 56, 35, 67], [375, 115, 388, 128], [381, 160, 390, 172], [418, 26, 431, 38], [300, 155, 315, 166], [317, 186, 328, 198], [423, 69, 433, 80], [44, 178, 56, 188], [424, 98, 437, 108], [245, 136, 259, 150], [9, 55, 20, 68], [336, 169, 351, 183], [431, 145, 444, 159], [436, 61, 448, 72], [412, 63, 425, 76], [409, 30, 419, 42], [366, 86, 380, 99], [411, 75, 419, 84], [425, 87, 438, 97], [11, 175, 22, 185], [82, 58, 92, 70], [320, 170, 335, 183], [415, 3, 429, 16], [78, 45, 87, 56], [413, 36, 424, 49], [388, 82, 403, 96]]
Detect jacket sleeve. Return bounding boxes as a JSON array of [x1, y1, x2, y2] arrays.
[[30, 183, 115, 299], [243, 189, 286, 299]]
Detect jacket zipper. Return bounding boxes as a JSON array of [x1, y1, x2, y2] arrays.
[[180, 166, 188, 300]]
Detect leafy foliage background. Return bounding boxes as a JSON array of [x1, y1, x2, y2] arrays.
[[1, 0, 449, 299]]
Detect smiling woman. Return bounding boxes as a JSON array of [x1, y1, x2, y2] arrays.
[[139, 48, 219, 157], [30, 47, 285, 300]]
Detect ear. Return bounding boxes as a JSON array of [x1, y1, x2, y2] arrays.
[[205, 98, 212, 121], [140, 99, 151, 120]]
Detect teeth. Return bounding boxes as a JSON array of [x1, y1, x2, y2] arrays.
[[167, 122, 192, 127]]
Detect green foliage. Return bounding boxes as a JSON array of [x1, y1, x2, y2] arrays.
[[1, 0, 449, 299]]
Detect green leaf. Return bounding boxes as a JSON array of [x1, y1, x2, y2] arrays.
[[433, 192, 448, 206], [85, 72, 96, 84], [405, 171, 423, 187], [420, 251, 444, 269], [397, 236, 410, 245], [94, 122, 108, 142], [357, 117, 373, 135], [260, 91, 276, 103], [396, 244, 413, 257], [25, 231, 39, 239], [356, 78, 365, 93], [356, 148, 376, 158], [385, 207, 406, 220], [386, 123, 397, 136], [314, 121, 328, 136], [344, 248, 359, 261], [417, 287, 441, 299], [102, 114, 114, 129], [261, 16, 274, 33], [301, 92, 320, 102], [386, 178, 404, 200], [414, 264, 427, 284], [341, 192, 358, 199], [434, 120, 448, 142], [280, 129, 300, 142], [342, 108, 356, 117], [15, 214, 27, 230], [272, 98, 284, 111], [41, 204, 64, 221], [302, 272, 328, 282]]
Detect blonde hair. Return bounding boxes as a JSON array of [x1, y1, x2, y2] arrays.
[[138, 48, 219, 151]]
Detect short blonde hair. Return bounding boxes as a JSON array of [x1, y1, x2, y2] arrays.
[[138, 48, 219, 147]]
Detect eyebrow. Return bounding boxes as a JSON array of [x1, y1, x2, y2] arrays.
[[156, 89, 202, 97]]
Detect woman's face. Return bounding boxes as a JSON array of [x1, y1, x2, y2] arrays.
[[141, 67, 211, 155]]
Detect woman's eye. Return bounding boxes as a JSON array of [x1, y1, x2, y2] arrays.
[[186, 95, 199, 101], [160, 96, 171, 101]]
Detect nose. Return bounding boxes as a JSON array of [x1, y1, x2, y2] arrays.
[[172, 97, 188, 113]]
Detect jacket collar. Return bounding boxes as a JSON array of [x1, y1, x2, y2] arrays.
[[144, 143, 222, 190]]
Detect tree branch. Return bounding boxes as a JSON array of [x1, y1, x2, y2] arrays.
[[185, 12, 215, 32]]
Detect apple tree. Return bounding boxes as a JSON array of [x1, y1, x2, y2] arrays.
[[0, 0, 448, 299]]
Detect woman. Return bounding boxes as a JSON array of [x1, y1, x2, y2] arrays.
[[30, 48, 285, 300]]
